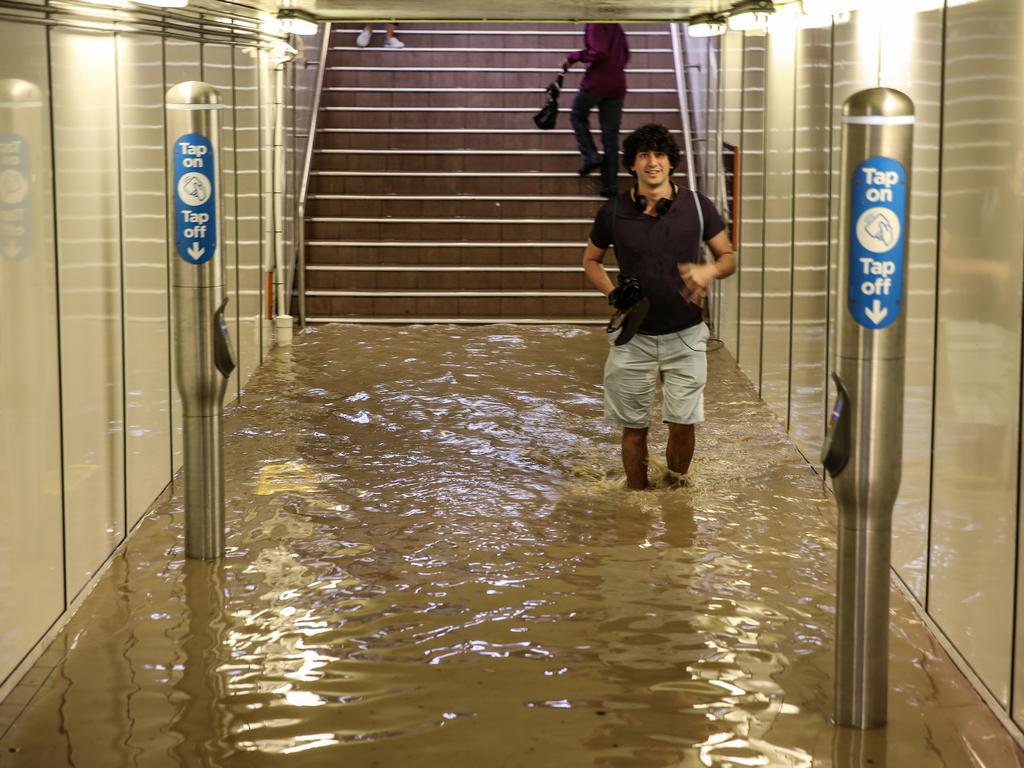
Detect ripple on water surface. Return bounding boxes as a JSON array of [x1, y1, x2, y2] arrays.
[[0, 324, 998, 768]]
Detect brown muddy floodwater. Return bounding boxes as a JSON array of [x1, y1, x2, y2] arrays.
[[0, 324, 1020, 768]]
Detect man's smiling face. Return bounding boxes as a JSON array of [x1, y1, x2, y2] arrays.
[[631, 150, 671, 189]]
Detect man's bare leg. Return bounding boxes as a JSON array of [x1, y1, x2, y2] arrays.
[[622, 427, 649, 490], [666, 422, 695, 477]]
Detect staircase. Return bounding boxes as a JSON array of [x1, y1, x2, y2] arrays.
[[303, 22, 689, 324]]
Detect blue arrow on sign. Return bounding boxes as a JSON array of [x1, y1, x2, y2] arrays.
[[173, 132, 216, 266], [848, 156, 907, 330]]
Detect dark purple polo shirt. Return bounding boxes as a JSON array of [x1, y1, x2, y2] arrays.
[[590, 189, 725, 334], [566, 24, 630, 99]]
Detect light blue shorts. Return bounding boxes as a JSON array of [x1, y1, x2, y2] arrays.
[[604, 322, 710, 429]]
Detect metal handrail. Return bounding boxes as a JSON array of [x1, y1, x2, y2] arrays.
[[297, 22, 332, 328], [669, 22, 698, 194]]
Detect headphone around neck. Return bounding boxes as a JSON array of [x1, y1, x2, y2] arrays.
[[632, 182, 678, 217]]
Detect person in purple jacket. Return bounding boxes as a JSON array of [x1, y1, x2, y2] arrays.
[[562, 24, 630, 198]]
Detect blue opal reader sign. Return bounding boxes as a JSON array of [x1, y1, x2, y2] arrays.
[[0, 133, 30, 261], [174, 133, 216, 265], [848, 156, 907, 330]]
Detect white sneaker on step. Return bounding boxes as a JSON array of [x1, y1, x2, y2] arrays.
[[355, 29, 371, 47], [384, 36, 404, 48]]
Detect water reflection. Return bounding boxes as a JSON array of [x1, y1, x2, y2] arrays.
[[0, 324, 1016, 766], [172, 562, 230, 767], [831, 726, 886, 768], [0, 74, 63, 693]]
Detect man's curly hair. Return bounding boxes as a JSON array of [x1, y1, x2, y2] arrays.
[[622, 123, 682, 176]]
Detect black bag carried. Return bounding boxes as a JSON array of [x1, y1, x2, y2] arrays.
[[532, 73, 563, 131]]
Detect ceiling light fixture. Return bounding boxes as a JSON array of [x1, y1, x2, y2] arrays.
[[800, 0, 855, 14], [278, 8, 318, 36], [728, 0, 775, 31], [135, 0, 189, 7], [686, 13, 728, 37]]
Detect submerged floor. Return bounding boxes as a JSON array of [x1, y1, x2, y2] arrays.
[[1, 324, 1021, 767]]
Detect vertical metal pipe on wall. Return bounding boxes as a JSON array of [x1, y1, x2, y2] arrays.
[[297, 24, 332, 329], [669, 23, 698, 193], [272, 59, 292, 345]]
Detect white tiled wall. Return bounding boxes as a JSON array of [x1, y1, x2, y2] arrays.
[[0, 19, 306, 691]]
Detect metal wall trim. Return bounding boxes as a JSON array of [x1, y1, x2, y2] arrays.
[[297, 23, 331, 327], [786, 33, 797, 432], [892, 573, 1024, 750], [669, 22, 698, 194], [44, 22, 70, 615], [114, 31, 128, 544], [822, 19, 836, 470]]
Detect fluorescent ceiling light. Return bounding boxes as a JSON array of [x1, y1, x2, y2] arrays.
[[729, 11, 771, 31], [801, 0, 855, 13], [135, 0, 189, 7], [728, 1, 775, 31], [687, 13, 727, 37], [77, 0, 129, 8]]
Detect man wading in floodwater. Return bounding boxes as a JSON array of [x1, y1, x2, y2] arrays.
[[582, 123, 736, 490]]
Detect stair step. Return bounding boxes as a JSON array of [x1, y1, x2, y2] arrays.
[[306, 317, 606, 325], [306, 176, 639, 196], [305, 294, 610, 320], [307, 264, 612, 271], [305, 21, 684, 324], [305, 266, 610, 292], [326, 50, 674, 70], [317, 110, 677, 131]]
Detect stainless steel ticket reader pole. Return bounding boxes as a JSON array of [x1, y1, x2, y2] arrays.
[[822, 87, 914, 730], [166, 82, 236, 560]]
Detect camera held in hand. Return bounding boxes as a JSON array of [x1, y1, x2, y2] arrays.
[[609, 274, 643, 311]]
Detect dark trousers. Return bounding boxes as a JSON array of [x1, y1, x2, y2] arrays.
[[570, 89, 624, 193]]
